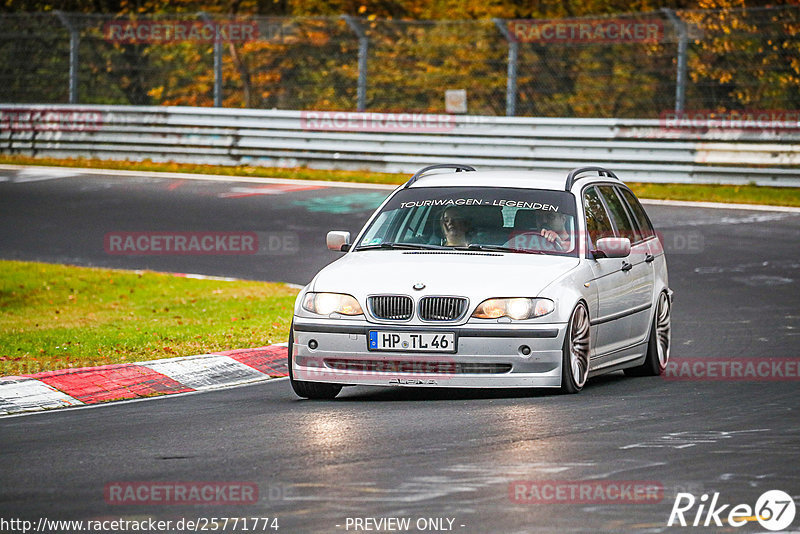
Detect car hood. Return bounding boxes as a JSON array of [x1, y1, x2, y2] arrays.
[[310, 250, 579, 299]]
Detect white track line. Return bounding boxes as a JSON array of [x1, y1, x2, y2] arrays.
[[10, 167, 85, 183], [640, 198, 800, 213], [166, 271, 304, 289], [0, 164, 399, 190]]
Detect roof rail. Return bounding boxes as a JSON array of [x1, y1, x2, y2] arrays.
[[403, 164, 476, 188], [564, 166, 621, 191]]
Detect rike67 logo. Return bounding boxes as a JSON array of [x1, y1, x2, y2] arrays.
[[668, 490, 796, 531]]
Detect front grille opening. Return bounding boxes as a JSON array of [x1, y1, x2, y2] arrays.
[[368, 295, 413, 321], [323, 359, 511, 374], [418, 296, 468, 321]]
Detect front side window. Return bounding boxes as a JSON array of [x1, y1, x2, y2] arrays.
[[356, 186, 578, 256], [583, 186, 615, 248], [598, 185, 637, 242]]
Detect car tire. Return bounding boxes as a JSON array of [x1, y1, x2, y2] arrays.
[[288, 324, 342, 400], [560, 302, 590, 394], [624, 291, 671, 377]]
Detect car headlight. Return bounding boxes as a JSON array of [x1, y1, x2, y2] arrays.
[[471, 298, 554, 320], [302, 292, 363, 316]]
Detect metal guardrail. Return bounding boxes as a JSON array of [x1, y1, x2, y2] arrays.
[[1, 104, 799, 186]]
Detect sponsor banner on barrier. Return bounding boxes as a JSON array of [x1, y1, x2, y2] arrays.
[[0, 108, 104, 132]]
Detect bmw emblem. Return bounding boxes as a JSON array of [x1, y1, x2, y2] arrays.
[[413, 282, 425, 290]]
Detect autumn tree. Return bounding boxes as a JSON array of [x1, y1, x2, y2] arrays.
[[2, 0, 798, 116]]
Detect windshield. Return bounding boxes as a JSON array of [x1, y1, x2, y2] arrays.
[[355, 186, 578, 256]]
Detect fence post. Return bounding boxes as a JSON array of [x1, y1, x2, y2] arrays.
[[493, 19, 518, 117], [55, 11, 79, 104], [199, 12, 223, 107], [342, 15, 368, 112], [662, 8, 688, 114]]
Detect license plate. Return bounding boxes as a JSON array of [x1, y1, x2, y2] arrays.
[[368, 331, 456, 353]]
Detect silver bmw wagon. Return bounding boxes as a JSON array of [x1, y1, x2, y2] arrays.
[[289, 165, 672, 398]]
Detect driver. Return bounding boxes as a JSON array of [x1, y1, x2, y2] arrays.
[[539, 211, 571, 251]]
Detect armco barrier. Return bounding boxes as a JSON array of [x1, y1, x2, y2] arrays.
[[1, 105, 799, 185]]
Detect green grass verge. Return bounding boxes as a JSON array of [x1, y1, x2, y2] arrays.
[[626, 182, 800, 208], [0, 260, 299, 377], [1, 154, 799, 207]]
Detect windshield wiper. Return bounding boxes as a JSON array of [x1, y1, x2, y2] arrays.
[[460, 244, 547, 255], [355, 242, 449, 251]]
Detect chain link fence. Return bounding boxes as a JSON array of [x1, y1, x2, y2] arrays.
[[1, 6, 798, 118]]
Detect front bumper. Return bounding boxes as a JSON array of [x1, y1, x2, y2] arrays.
[[291, 318, 568, 388]]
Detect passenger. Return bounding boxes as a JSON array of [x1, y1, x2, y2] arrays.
[[439, 207, 471, 246]]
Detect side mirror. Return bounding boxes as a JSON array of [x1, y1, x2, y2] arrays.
[[326, 231, 351, 252], [593, 237, 631, 259]]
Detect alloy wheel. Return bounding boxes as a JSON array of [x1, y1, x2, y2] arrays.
[[655, 292, 671, 368], [569, 304, 591, 388]]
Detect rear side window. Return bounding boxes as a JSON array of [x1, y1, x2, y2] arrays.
[[618, 187, 655, 239], [583, 186, 615, 247], [598, 185, 637, 243]]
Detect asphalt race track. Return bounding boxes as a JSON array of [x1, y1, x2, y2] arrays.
[[0, 168, 389, 284], [1, 168, 799, 533]]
